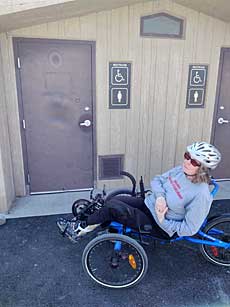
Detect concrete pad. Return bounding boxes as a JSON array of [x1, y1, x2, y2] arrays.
[[6, 190, 91, 218]]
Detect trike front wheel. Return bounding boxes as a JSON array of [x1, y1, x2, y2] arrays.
[[82, 233, 148, 289], [200, 214, 230, 267], [72, 199, 91, 217]]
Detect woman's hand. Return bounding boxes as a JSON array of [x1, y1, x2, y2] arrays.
[[155, 197, 168, 223]]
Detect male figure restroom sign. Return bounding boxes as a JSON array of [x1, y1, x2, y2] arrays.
[[109, 62, 131, 109], [186, 64, 208, 108]]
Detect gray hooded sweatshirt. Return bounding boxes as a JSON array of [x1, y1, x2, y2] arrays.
[[144, 166, 213, 237]]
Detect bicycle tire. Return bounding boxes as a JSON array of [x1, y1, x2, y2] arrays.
[[104, 189, 134, 202], [82, 233, 148, 289], [200, 214, 230, 267]]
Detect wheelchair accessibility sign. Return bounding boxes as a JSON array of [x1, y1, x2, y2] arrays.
[[111, 67, 128, 85], [109, 62, 131, 109], [190, 67, 207, 87], [186, 65, 208, 108]]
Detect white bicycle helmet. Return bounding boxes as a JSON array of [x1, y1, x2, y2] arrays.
[[187, 142, 221, 169]]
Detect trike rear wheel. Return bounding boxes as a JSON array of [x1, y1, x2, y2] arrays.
[[82, 233, 148, 289], [200, 215, 230, 267]]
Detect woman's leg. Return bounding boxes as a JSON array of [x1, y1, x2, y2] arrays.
[[112, 196, 146, 210], [57, 198, 152, 241], [57, 196, 171, 240], [113, 196, 161, 227], [89, 196, 171, 239], [87, 198, 152, 230]]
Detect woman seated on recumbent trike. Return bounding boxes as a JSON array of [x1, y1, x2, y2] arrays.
[[57, 141, 221, 242]]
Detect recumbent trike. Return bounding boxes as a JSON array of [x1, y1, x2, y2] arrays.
[[68, 171, 230, 289]]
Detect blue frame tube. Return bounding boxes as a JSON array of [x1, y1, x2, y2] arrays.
[[170, 230, 230, 248], [182, 237, 229, 248], [109, 222, 230, 249], [114, 241, 122, 251], [111, 222, 125, 251], [210, 179, 219, 196]]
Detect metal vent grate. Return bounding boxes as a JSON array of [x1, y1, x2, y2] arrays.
[[99, 155, 124, 180]]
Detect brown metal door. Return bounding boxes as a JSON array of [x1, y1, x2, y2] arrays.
[[15, 38, 95, 192], [212, 48, 230, 179]]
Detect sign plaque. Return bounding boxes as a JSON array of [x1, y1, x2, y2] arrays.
[[186, 65, 208, 108], [109, 62, 131, 109]]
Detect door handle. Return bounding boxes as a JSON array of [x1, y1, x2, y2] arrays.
[[218, 117, 229, 124], [79, 119, 91, 127]]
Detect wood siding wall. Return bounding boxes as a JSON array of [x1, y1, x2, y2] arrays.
[[0, 0, 230, 206], [0, 39, 15, 211]]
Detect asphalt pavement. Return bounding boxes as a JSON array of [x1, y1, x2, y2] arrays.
[[0, 200, 230, 307]]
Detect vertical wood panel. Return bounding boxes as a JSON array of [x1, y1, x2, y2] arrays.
[[175, 6, 199, 165], [0, 34, 15, 211], [80, 13, 97, 40], [31, 24, 50, 36], [149, 39, 171, 175], [145, 39, 157, 181], [136, 1, 153, 182], [57, 19, 66, 37], [109, 8, 120, 154], [187, 14, 214, 144], [95, 11, 111, 189], [109, 7, 128, 156], [46, 21, 60, 37], [125, 2, 143, 180], [117, 6, 130, 187], [63, 17, 81, 38], [148, 0, 174, 176], [161, 1, 186, 170], [109, 7, 129, 187], [96, 11, 110, 155], [0, 34, 25, 195], [223, 22, 230, 45], [162, 40, 184, 171]]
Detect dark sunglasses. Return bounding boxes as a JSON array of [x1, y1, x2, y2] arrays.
[[184, 152, 201, 167]]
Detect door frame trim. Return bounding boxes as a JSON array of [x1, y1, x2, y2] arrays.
[[13, 37, 97, 192], [211, 47, 228, 144]]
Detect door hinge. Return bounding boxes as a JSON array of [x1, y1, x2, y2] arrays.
[[27, 173, 30, 184], [22, 119, 26, 129], [17, 57, 21, 69]]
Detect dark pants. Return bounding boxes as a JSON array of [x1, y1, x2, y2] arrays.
[[87, 196, 171, 239]]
